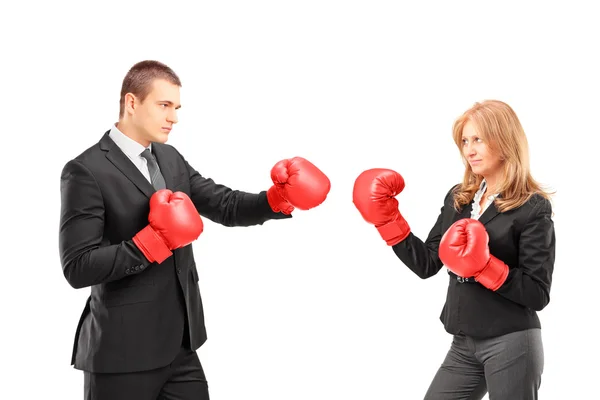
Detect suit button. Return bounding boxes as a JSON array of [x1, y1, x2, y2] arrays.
[[177, 268, 181, 274], [139, 265, 145, 270], [125, 268, 131, 274]]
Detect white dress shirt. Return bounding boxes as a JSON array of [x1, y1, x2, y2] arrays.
[[108, 124, 157, 184], [470, 179, 499, 220]]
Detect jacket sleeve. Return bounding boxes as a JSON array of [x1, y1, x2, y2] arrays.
[[391, 185, 457, 279], [176, 149, 292, 227], [494, 197, 555, 311], [59, 159, 151, 289]]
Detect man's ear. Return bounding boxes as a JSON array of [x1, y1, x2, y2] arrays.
[[124, 92, 138, 115]]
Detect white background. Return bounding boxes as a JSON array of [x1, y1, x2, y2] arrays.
[[2, 1, 599, 399]]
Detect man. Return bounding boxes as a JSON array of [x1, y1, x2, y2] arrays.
[[59, 60, 331, 400]]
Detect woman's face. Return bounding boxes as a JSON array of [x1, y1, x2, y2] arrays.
[[461, 121, 504, 181]]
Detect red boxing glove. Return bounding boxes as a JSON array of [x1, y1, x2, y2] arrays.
[[438, 218, 509, 291], [352, 168, 411, 246], [267, 157, 331, 214], [133, 190, 204, 264]]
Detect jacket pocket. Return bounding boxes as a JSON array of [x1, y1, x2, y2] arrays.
[[103, 283, 156, 308], [105, 267, 155, 292]]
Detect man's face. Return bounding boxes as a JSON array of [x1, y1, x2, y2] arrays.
[[131, 79, 181, 146]]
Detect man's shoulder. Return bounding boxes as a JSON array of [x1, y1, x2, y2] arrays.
[[63, 130, 111, 168]]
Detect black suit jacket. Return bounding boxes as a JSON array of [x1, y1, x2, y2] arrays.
[[59, 131, 290, 373], [392, 185, 555, 338]]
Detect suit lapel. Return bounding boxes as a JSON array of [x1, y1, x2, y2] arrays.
[[449, 196, 501, 226], [477, 196, 501, 226], [452, 202, 472, 224], [100, 132, 156, 199]]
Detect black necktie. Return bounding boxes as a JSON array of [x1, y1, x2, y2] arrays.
[[140, 148, 166, 190]]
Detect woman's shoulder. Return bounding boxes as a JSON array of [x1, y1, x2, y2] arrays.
[[445, 183, 461, 196], [507, 192, 553, 220], [444, 183, 462, 200], [440, 183, 463, 208], [524, 192, 553, 214]]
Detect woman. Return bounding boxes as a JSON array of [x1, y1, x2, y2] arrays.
[[352, 100, 555, 400]]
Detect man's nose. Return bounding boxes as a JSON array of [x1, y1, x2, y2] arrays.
[[168, 110, 178, 124]]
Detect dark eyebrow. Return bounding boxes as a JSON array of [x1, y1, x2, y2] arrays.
[[158, 100, 182, 109]]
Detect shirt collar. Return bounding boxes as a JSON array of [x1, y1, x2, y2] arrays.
[[108, 123, 151, 159], [478, 179, 487, 193], [477, 179, 499, 199]]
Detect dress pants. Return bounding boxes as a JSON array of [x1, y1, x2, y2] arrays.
[[424, 328, 544, 400], [84, 324, 209, 400]]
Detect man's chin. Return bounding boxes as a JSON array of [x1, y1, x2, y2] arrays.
[[154, 133, 170, 143]]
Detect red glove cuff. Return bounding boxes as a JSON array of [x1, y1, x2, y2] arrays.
[[133, 225, 173, 264], [267, 185, 295, 215], [376, 215, 411, 246], [476, 255, 509, 291]]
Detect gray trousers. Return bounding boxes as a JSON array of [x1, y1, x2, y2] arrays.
[[424, 328, 544, 400]]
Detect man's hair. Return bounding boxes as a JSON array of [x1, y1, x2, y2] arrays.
[[119, 60, 182, 118]]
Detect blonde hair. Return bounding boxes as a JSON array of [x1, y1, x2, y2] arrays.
[[451, 100, 554, 212]]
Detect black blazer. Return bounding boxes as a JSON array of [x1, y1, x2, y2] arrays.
[[59, 131, 290, 373], [392, 185, 555, 338]]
